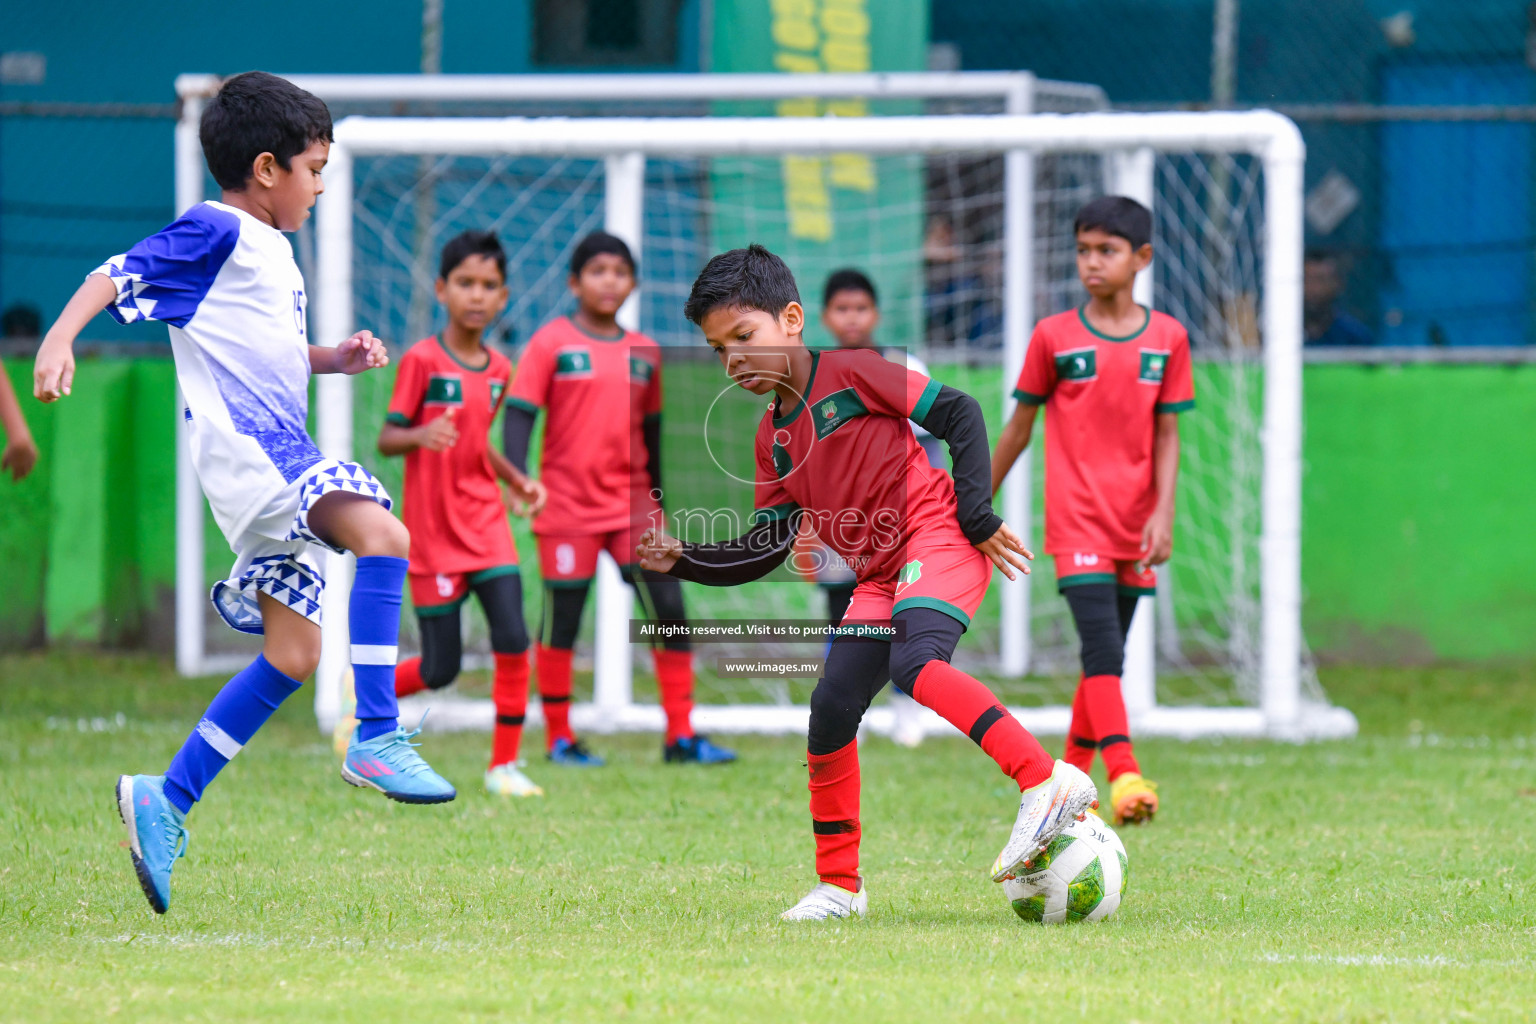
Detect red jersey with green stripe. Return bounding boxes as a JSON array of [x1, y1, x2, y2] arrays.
[[1013, 305, 1195, 558], [386, 336, 517, 575], [507, 316, 663, 535], [752, 348, 963, 584]]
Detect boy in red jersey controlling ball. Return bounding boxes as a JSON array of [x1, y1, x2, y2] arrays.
[[991, 196, 1195, 826], [375, 230, 548, 798], [638, 244, 1098, 921], [504, 232, 735, 767]]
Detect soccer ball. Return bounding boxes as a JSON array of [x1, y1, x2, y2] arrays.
[[1002, 813, 1128, 924]]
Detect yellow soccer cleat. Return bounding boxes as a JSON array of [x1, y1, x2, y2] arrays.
[[331, 668, 359, 758], [1110, 772, 1159, 826]]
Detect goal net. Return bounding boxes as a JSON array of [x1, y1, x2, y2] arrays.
[[171, 72, 1103, 683], [298, 103, 1354, 742]]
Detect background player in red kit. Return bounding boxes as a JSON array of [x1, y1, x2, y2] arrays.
[[376, 230, 548, 798], [503, 231, 736, 766], [991, 196, 1195, 826], [638, 244, 1099, 921]]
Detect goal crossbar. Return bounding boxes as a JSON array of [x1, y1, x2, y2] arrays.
[[310, 109, 1355, 743]]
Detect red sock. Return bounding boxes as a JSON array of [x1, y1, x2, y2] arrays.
[[536, 644, 575, 748], [911, 660, 1054, 790], [653, 648, 694, 745], [1081, 674, 1140, 780], [490, 651, 530, 769], [807, 740, 861, 891], [394, 657, 426, 698], [1064, 678, 1097, 773]]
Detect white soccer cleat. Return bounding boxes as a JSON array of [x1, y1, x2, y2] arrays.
[[991, 760, 1100, 883], [780, 880, 868, 921], [484, 762, 544, 798]]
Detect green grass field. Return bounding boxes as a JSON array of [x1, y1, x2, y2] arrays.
[[1, 654, 1533, 1022]]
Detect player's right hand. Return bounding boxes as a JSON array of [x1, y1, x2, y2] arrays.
[[636, 527, 682, 574], [418, 409, 458, 451], [32, 339, 75, 402]]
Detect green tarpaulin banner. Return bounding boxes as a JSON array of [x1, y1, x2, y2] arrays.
[[708, 0, 930, 349]]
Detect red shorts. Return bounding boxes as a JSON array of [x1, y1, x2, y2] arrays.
[[843, 527, 992, 630], [537, 523, 652, 585], [408, 565, 522, 615], [1054, 552, 1156, 594]]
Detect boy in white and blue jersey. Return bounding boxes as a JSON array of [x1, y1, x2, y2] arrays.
[[32, 72, 456, 915]]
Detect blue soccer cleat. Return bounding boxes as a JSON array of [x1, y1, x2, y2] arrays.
[[664, 734, 738, 765], [341, 721, 457, 804], [547, 737, 605, 767], [115, 774, 188, 915]]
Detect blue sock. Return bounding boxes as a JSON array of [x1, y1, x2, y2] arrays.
[[352, 554, 408, 742], [163, 654, 303, 814]]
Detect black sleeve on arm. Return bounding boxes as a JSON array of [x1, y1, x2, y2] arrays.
[[668, 516, 796, 586], [916, 384, 1005, 545], [642, 413, 663, 496], [502, 405, 536, 473]]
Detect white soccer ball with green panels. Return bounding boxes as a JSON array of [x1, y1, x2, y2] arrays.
[[1003, 813, 1128, 924]]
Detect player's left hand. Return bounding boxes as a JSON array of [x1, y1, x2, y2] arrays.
[[1137, 506, 1174, 573], [336, 331, 389, 374], [636, 527, 682, 574], [976, 522, 1033, 581], [506, 477, 547, 518]]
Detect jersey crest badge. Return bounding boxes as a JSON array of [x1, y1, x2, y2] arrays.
[[896, 559, 923, 591], [1139, 350, 1169, 383], [811, 387, 870, 440]]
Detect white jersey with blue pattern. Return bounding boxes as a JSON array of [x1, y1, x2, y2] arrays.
[[95, 200, 323, 540]]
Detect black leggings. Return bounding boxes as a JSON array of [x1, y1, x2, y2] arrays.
[[806, 607, 964, 755], [1062, 584, 1140, 679], [539, 565, 691, 653], [415, 572, 530, 690]]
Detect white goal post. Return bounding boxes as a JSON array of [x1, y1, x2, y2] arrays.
[[169, 72, 1099, 690], [303, 108, 1355, 742]]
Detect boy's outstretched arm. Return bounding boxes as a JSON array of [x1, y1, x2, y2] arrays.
[[310, 331, 388, 375], [33, 274, 117, 402], [990, 401, 1039, 497], [0, 368, 38, 481], [917, 384, 1033, 579], [636, 518, 796, 586], [1138, 411, 1181, 573]]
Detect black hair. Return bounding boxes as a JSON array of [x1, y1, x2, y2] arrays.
[[684, 244, 801, 325], [570, 231, 636, 277], [822, 267, 878, 308], [199, 72, 334, 192], [438, 229, 507, 281], [1073, 195, 1152, 250], [1304, 248, 1337, 265]]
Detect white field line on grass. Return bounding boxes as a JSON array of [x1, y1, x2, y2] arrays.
[[86, 936, 1536, 970], [92, 933, 516, 953], [1258, 953, 1535, 970]]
